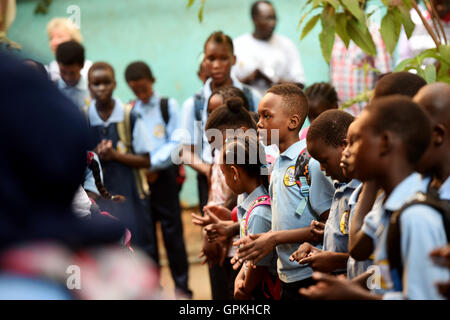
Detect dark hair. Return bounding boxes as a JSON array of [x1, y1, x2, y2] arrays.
[[307, 109, 355, 147], [267, 82, 309, 123], [373, 72, 427, 99], [249, 111, 259, 124], [208, 86, 250, 111], [87, 152, 112, 199], [55, 40, 85, 66], [305, 82, 339, 109], [222, 132, 269, 190], [365, 95, 431, 164], [22, 59, 49, 79], [88, 61, 115, 80], [125, 61, 154, 82], [204, 31, 234, 55], [205, 97, 257, 132], [251, 1, 273, 18]]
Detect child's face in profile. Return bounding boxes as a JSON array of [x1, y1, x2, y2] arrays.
[[204, 41, 235, 87], [127, 78, 154, 104], [58, 63, 82, 87], [308, 138, 348, 182], [88, 68, 116, 105], [257, 93, 288, 146], [341, 110, 379, 181]]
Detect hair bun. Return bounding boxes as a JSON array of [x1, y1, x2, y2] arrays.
[[226, 97, 244, 113]]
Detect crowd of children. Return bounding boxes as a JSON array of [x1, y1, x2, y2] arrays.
[[4, 0, 450, 301]]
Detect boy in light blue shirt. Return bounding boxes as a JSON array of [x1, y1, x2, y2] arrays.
[[55, 40, 90, 109], [125, 61, 192, 298], [290, 110, 360, 275], [233, 83, 335, 300]]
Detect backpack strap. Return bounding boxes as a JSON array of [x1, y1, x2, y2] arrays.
[[160, 97, 170, 126], [117, 104, 150, 199], [194, 91, 204, 122], [243, 195, 271, 237], [387, 186, 450, 292]]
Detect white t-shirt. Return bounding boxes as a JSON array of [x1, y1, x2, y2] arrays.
[[233, 33, 305, 94]]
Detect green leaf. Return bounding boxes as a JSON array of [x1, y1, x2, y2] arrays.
[[335, 13, 350, 48], [341, 0, 365, 24], [394, 57, 415, 72], [417, 48, 440, 65], [439, 45, 450, 65], [298, 7, 315, 30], [198, 0, 206, 22], [319, 6, 336, 63], [187, 0, 195, 8], [301, 14, 321, 40], [397, 6, 415, 39], [436, 61, 450, 83], [346, 18, 376, 57], [323, 0, 340, 10], [424, 64, 437, 83], [380, 9, 401, 55]]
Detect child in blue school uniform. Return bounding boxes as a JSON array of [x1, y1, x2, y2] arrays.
[[124, 61, 192, 298], [289, 110, 360, 275], [233, 83, 335, 300], [86, 61, 157, 261], [55, 40, 90, 109], [220, 133, 280, 300], [300, 96, 449, 300]]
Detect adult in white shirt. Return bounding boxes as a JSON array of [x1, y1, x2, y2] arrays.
[[233, 1, 305, 95]]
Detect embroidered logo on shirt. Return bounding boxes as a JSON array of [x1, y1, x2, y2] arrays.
[[116, 141, 127, 154], [339, 210, 350, 234], [153, 124, 165, 139], [283, 166, 297, 187]]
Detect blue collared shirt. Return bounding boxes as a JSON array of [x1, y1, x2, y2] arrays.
[[269, 140, 335, 283], [132, 92, 181, 171], [323, 179, 361, 255], [180, 75, 261, 163], [237, 185, 276, 274], [420, 175, 450, 204], [57, 75, 91, 110], [366, 172, 449, 300], [346, 183, 375, 280], [87, 97, 152, 157]]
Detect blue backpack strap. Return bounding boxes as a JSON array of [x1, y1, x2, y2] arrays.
[[194, 91, 205, 122]]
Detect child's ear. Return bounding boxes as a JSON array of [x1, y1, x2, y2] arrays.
[[288, 114, 301, 131], [432, 124, 445, 146], [232, 55, 237, 66], [379, 131, 396, 157], [231, 165, 239, 181]]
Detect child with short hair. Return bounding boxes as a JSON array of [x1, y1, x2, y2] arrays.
[[124, 60, 192, 298], [46, 17, 92, 82], [300, 95, 449, 300], [86, 61, 156, 261], [289, 109, 359, 275], [234, 83, 335, 300], [55, 40, 90, 109]]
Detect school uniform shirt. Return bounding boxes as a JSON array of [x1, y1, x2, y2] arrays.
[[237, 185, 277, 275], [181, 75, 261, 164], [346, 183, 376, 280], [83, 152, 103, 196], [364, 173, 449, 300], [269, 140, 335, 283], [132, 92, 181, 172], [233, 33, 305, 95], [57, 74, 91, 110], [323, 179, 361, 255], [87, 98, 152, 156]]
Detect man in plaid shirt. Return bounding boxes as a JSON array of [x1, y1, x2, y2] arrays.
[[331, 25, 393, 116]]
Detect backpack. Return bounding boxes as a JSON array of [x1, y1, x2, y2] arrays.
[[386, 184, 450, 292], [293, 147, 320, 220], [82, 103, 150, 200], [240, 195, 281, 300], [130, 98, 186, 192]]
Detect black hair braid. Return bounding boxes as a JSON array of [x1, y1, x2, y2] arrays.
[[305, 82, 339, 107]]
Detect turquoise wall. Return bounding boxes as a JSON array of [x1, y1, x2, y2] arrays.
[[9, 0, 340, 207]]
